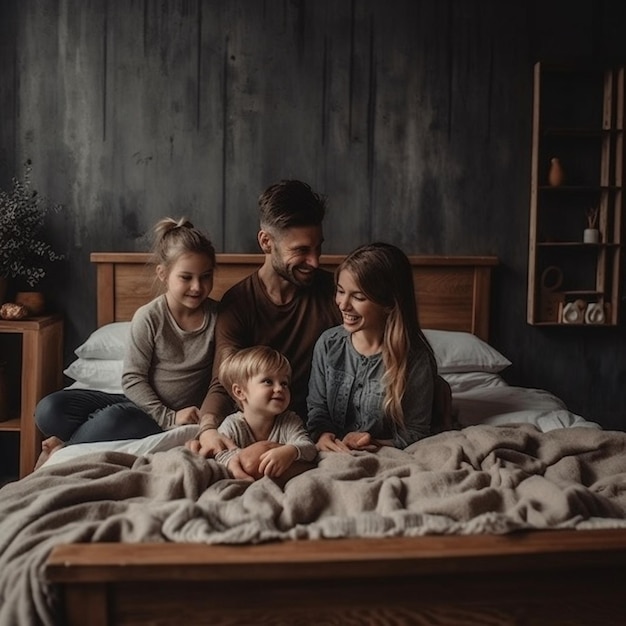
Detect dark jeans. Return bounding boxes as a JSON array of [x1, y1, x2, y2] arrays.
[[34, 389, 163, 445]]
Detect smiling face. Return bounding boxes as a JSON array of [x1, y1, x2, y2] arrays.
[[262, 225, 323, 288], [158, 252, 214, 314], [234, 369, 291, 419], [335, 268, 388, 337]]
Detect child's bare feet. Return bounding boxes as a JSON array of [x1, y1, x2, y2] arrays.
[[34, 436, 65, 470]]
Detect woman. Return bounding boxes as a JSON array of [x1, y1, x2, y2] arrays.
[[307, 242, 437, 451]]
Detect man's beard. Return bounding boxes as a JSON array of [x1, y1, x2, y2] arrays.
[[271, 257, 315, 288]]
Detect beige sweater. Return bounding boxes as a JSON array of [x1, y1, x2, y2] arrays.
[[122, 295, 218, 428]]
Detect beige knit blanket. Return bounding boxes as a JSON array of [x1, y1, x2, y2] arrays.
[[1, 423, 626, 625]]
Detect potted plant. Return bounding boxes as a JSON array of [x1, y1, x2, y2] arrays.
[[0, 160, 64, 309], [584, 206, 600, 244]]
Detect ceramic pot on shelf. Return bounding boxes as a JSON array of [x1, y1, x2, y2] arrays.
[[15, 291, 46, 316], [583, 228, 600, 244], [548, 157, 565, 187]]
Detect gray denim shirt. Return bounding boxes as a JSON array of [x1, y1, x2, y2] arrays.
[[306, 325, 433, 448]]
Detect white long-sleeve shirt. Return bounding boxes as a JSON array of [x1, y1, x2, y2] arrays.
[[215, 410, 318, 467]]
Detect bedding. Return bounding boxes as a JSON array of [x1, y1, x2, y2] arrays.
[[423, 329, 512, 373], [53, 327, 599, 469], [73, 320, 129, 360], [2, 422, 626, 625], [44, 374, 601, 468], [5, 253, 624, 626], [64, 358, 124, 393]]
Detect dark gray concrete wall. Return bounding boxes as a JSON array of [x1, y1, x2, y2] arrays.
[[2, 0, 625, 428]]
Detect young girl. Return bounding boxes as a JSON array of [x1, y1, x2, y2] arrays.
[[306, 242, 437, 452], [34, 217, 218, 466], [215, 346, 317, 479]]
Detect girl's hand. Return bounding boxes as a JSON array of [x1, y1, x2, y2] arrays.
[[258, 445, 298, 478], [315, 432, 351, 452], [175, 406, 200, 425], [342, 431, 381, 452]]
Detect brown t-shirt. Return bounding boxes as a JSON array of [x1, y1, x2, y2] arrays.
[[201, 269, 341, 423]]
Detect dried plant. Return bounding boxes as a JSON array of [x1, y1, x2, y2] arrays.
[[0, 160, 64, 286], [586, 206, 599, 230]]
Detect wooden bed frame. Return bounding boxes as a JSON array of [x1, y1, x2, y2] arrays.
[[88, 252, 496, 339], [46, 252, 626, 626]]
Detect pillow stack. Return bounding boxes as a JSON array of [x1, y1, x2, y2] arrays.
[[63, 324, 512, 397], [422, 329, 511, 374], [422, 329, 512, 394], [64, 322, 130, 394]]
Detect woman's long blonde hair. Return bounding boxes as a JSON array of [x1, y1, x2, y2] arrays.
[[337, 242, 435, 428]]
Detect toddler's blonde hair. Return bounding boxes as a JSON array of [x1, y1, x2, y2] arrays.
[[219, 346, 292, 408]]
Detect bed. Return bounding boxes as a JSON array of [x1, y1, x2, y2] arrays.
[[1, 252, 626, 626]]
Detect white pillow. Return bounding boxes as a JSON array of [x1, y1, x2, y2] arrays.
[[64, 358, 124, 393], [423, 329, 511, 374], [75, 322, 131, 360], [441, 371, 508, 394]]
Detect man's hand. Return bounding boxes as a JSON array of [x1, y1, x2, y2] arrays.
[[226, 455, 256, 481], [236, 441, 280, 478], [258, 445, 298, 478], [175, 406, 200, 425], [185, 428, 236, 457], [228, 441, 316, 484]]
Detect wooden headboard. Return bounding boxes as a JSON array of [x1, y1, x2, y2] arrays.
[[90, 253, 499, 340]]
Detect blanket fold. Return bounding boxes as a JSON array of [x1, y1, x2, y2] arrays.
[[1, 423, 626, 626]]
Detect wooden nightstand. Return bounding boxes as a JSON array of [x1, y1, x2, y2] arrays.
[[0, 314, 64, 477]]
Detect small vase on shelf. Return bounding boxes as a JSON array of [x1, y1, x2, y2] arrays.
[[584, 206, 600, 244], [548, 157, 565, 187], [15, 291, 46, 316]]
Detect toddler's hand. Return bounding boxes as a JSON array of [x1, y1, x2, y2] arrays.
[[258, 445, 298, 478]]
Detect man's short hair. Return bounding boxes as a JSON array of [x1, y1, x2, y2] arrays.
[[258, 180, 326, 233]]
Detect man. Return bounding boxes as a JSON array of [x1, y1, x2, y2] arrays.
[[188, 180, 341, 477]]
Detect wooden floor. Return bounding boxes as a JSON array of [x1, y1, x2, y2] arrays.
[[47, 528, 626, 626]]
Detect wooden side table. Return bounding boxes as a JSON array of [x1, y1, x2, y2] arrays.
[[0, 314, 64, 477]]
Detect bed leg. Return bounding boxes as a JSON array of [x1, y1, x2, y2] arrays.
[[62, 583, 109, 626]]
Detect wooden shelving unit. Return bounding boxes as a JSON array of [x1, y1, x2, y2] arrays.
[[528, 62, 624, 326], [0, 314, 63, 477]]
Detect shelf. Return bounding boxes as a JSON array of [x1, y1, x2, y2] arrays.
[[527, 62, 624, 327], [537, 242, 619, 247], [538, 185, 618, 191], [0, 315, 62, 332], [0, 314, 63, 476], [543, 128, 621, 136], [0, 418, 21, 432], [532, 322, 614, 328]]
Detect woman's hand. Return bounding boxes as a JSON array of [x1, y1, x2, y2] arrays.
[[316, 432, 351, 452], [175, 406, 200, 425], [342, 431, 381, 452]]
